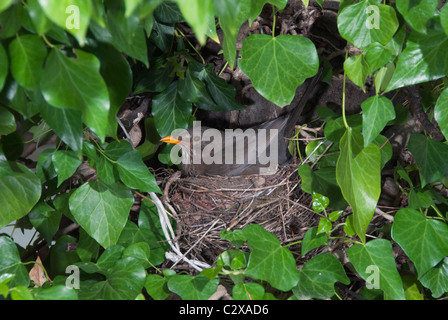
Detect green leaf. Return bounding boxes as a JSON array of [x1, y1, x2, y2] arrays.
[[301, 227, 328, 256], [167, 274, 219, 300], [145, 274, 170, 300], [8, 35, 47, 90], [0, 236, 29, 287], [344, 54, 369, 90], [408, 133, 448, 187], [117, 200, 169, 266], [402, 275, 424, 300], [243, 224, 299, 291], [122, 242, 151, 269], [292, 254, 349, 300], [0, 43, 7, 91], [0, 161, 41, 229], [0, 0, 13, 13], [386, 19, 448, 91], [317, 217, 332, 234], [79, 257, 146, 300], [152, 81, 192, 138], [29, 202, 62, 243], [361, 95, 395, 147], [347, 239, 405, 300], [311, 192, 329, 213], [52, 150, 82, 187], [299, 165, 347, 210], [434, 87, 448, 140], [336, 128, 381, 243], [26, 0, 52, 36], [396, 0, 437, 34], [191, 62, 245, 111], [104, 0, 149, 67], [329, 210, 344, 222], [0, 107, 16, 135], [364, 42, 394, 74], [337, 1, 399, 49], [233, 282, 265, 300], [116, 149, 162, 193], [37, 0, 92, 45], [391, 208, 448, 277], [175, 0, 212, 45], [419, 257, 448, 298], [69, 180, 134, 248], [239, 34, 319, 107], [41, 47, 110, 142], [32, 285, 78, 300]]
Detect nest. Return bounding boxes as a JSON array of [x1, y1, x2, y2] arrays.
[[159, 163, 320, 267]]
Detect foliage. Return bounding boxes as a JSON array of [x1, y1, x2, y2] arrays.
[[0, 0, 447, 301]]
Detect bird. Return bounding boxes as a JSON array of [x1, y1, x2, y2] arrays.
[[161, 69, 322, 177]]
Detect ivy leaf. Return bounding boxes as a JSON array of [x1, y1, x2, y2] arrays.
[[79, 257, 146, 300], [41, 47, 110, 142], [145, 274, 170, 300], [0, 0, 13, 13], [396, 0, 437, 34], [344, 54, 369, 90], [301, 227, 328, 256], [69, 180, 134, 248], [338, 0, 399, 49], [28, 202, 62, 243], [243, 224, 299, 291], [0, 161, 41, 229], [434, 87, 448, 140], [175, 0, 213, 45], [116, 149, 162, 193], [419, 257, 448, 298], [391, 208, 448, 277], [52, 150, 82, 187], [8, 35, 47, 91], [0, 107, 15, 135], [239, 34, 319, 107], [152, 81, 192, 138], [233, 282, 265, 300], [408, 133, 448, 187], [0, 236, 30, 287], [191, 62, 245, 111], [336, 128, 381, 243], [361, 95, 395, 147], [387, 19, 448, 92], [347, 239, 405, 300], [167, 274, 219, 300], [292, 254, 349, 300], [37, 0, 92, 46]]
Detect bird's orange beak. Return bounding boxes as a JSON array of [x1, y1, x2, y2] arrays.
[[160, 135, 181, 144]]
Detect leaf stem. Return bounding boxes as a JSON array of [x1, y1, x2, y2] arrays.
[[272, 5, 276, 37], [176, 27, 205, 64], [22, 260, 52, 285]]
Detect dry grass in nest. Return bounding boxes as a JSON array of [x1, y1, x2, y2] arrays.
[[159, 163, 321, 267]]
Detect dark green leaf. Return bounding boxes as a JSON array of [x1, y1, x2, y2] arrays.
[[419, 257, 448, 298], [301, 227, 328, 256], [52, 150, 82, 187], [434, 87, 448, 140], [0, 43, 8, 91], [0, 161, 41, 229], [0, 107, 15, 135], [396, 0, 437, 34], [408, 133, 448, 186], [361, 95, 395, 147], [41, 47, 110, 141], [152, 81, 192, 137], [29, 202, 62, 243]]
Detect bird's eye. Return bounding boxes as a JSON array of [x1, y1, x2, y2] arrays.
[[194, 136, 200, 142]]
